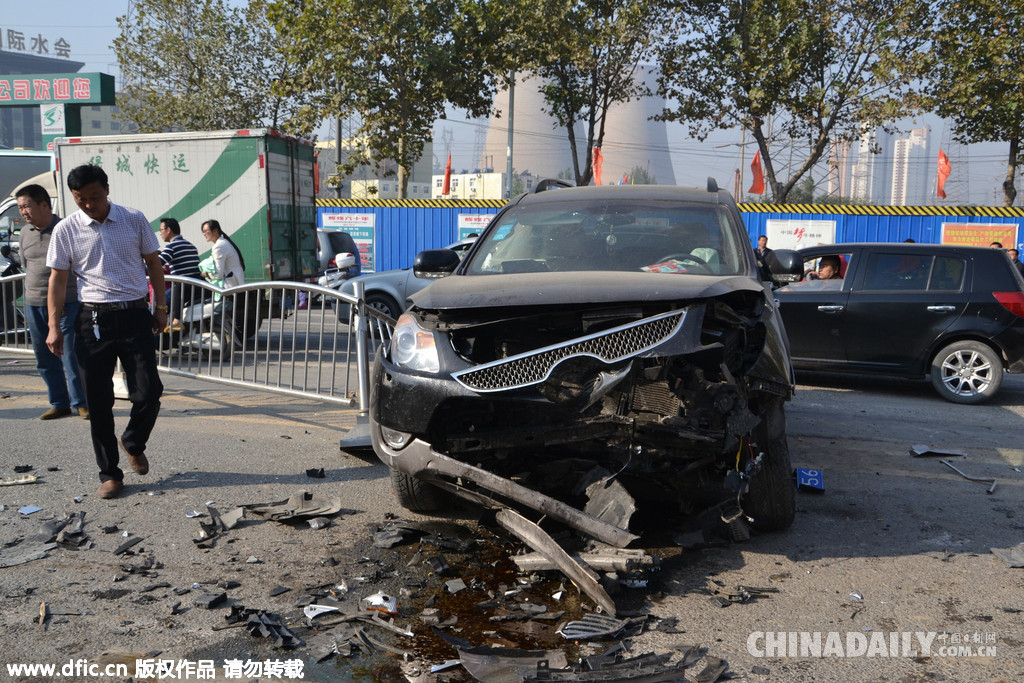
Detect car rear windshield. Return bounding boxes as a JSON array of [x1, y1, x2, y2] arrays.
[[464, 200, 745, 276]]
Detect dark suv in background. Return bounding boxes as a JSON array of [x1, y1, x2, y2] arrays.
[[369, 181, 797, 543], [771, 243, 1024, 404]]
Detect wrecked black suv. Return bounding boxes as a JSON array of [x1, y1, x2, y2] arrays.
[[369, 181, 796, 546]]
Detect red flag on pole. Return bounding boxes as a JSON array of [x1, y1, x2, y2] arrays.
[[748, 150, 765, 195], [442, 153, 452, 196], [936, 149, 951, 199], [592, 147, 603, 185]]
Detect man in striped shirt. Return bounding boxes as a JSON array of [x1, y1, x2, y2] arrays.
[[158, 217, 201, 318]]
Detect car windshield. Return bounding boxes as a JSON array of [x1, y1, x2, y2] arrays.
[[464, 200, 744, 276]]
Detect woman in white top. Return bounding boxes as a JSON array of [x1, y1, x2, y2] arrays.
[[201, 219, 246, 288]]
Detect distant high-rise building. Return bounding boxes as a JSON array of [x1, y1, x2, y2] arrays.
[[891, 127, 931, 206], [850, 126, 894, 204]]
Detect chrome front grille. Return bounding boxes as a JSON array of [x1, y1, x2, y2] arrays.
[[453, 310, 687, 392]]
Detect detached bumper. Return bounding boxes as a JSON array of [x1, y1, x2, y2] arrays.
[[369, 408, 637, 548]]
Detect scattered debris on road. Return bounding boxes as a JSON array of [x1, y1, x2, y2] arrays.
[[940, 458, 997, 494]]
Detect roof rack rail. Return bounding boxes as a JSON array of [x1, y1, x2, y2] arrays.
[[533, 178, 575, 193]]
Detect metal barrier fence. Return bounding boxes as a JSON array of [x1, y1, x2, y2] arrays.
[[0, 272, 394, 410]]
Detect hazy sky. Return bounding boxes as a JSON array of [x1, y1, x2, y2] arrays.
[[2, 1, 1015, 205]]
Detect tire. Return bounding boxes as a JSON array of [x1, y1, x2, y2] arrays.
[[337, 292, 401, 323], [366, 292, 402, 320], [389, 468, 446, 512], [930, 340, 1003, 405], [745, 400, 796, 532]]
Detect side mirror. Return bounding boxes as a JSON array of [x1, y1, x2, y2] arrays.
[[765, 249, 803, 285], [334, 252, 356, 269], [413, 248, 461, 279]]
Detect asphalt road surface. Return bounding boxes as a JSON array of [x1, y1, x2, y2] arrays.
[[0, 353, 1022, 682]]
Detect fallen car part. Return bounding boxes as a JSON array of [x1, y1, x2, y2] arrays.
[[497, 508, 617, 616], [692, 656, 729, 683], [991, 543, 1024, 568], [1, 475, 38, 486], [793, 468, 825, 493], [457, 644, 569, 683], [195, 592, 228, 609], [521, 649, 699, 682], [910, 444, 968, 458], [583, 477, 637, 532], [360, 590, 398, 615], [557, 613, 629, 640], [354, 627, 412, 657], [245, 491, 344, 520], [209, 505, 244, 530], [381, 446, 637, 548], [511, 547, 658, 575], [112, 537, 144, 555], [303, 604, 342, 620], [227, 606, 302, 649], [939, 459, 997, 494]]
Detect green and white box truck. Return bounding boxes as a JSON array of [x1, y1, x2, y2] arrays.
[[51, 128, 317, 282]]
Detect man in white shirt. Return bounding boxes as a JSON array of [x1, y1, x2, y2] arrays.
[[46, 164, 167, 500]]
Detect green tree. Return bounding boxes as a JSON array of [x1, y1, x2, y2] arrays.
[[517, 0, 669, 187], [113, 0, 294, 132], [930, 2, 1024, 206], [656, 0, 933, 202], [626, 164, 657, 184], [270, 0, 508, 198], [786, 176, 815, 203]]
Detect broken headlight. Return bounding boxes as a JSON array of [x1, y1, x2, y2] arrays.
[[392, 313, 440, 373]]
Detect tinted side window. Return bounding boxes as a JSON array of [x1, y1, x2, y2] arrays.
[[928, 256, 965, 291], [862, 253, 932, 291]]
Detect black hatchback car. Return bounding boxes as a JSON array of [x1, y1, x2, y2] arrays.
[[369, 181, 797, 545], [771, 243, 1024, 404]]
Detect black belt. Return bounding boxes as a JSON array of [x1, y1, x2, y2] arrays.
[[81, 298, 149, 311]]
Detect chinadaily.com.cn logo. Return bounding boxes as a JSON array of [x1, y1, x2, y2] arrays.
[[747, 631, 998, 658]]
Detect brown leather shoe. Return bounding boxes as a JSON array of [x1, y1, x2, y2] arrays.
[[119, 437, 149, 475], [98, 479, 123, 499], [40, 407, 72, 420], [78, 407, 90, 420]]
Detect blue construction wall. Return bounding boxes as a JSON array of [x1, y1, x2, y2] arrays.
[[737, 203, 1024, 250], [316, 199, 1024, 272], [316, 198, 504, 272]]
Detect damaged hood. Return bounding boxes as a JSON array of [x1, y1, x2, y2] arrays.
[[411, 271, 767, 311]]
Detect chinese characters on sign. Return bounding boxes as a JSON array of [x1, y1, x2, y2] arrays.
[[321, 213, 376, 272], [0, 29, 71, 58], [457, 213, 495, 240], [0, 73, 114, 105], [940, 223, 1019, 249], [79, 150, 190, 177], [765, 219, 837, 250]]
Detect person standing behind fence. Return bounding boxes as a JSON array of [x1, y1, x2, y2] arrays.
[[16, 183, 88, 421], [46, 164, 167, 500], [158, 217, 201, 319], [201, 219, 246, 288]]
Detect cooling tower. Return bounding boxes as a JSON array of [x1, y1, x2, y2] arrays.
[[483, 67, 676, 186]]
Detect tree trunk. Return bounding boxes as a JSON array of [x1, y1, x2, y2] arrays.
[[397, 136, 408, 199], [1003, 136, 1018, 207]]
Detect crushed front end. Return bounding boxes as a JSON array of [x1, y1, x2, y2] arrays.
[[370, 284, 791, 526]]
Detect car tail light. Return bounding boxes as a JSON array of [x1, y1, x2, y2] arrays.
[[993, 291, 1024, 318]]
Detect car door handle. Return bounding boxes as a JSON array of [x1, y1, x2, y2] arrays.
[[926, 305, 956, 313], [817, 305, 844, 313]]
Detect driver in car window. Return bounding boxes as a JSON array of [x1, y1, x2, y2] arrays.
[[811, 255, 843, 280], [783, 255, 845, 291]]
